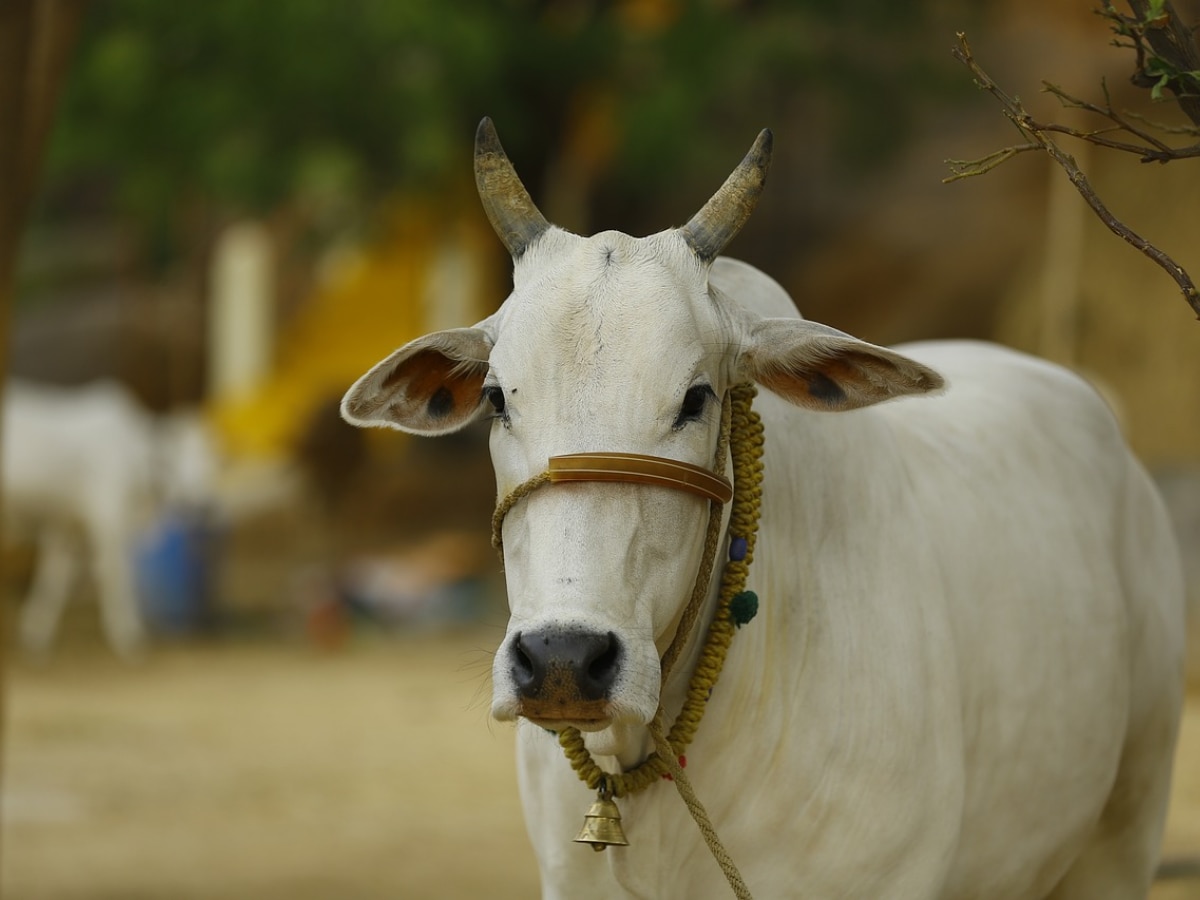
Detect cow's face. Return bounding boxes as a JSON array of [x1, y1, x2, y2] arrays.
[[481, 227, 741, 735], [342, 121, 941, 749]]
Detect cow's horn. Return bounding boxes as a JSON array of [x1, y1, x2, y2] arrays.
[[474, 117, 550, 259], [679, 129, 773, 263]]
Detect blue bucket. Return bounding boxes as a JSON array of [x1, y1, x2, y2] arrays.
[[135, 512, 217, 635]]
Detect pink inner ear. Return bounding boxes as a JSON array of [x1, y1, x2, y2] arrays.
[[385, 349, 483, 421], [758, 373, 844, 409], [752, 350, 905, 411], [754, 354, 852, 409]]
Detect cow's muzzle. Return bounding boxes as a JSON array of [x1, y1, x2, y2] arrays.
[[510, 628, 620, 725]]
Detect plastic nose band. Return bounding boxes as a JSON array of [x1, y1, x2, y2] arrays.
[[547, 452, 733, 505]]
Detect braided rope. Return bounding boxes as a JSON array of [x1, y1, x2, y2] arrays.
[[491, 472, 550, 556]]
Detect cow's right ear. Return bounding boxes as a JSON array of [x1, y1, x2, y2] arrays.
[[740, 318, 943, 411], [341, 327, 493, 435]]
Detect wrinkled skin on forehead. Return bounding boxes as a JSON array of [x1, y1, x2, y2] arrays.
[[487, 229, 739, 484]]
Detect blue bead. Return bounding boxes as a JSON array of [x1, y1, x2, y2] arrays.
[[729, 537, 748, 561]]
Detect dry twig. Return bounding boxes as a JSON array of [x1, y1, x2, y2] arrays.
[[944, 30, 1200, 319]]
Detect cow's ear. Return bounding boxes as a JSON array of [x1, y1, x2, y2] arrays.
[[742, 319, 943, 411], [341, 327, 493, 435]]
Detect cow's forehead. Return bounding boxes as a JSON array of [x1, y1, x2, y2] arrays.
[[493, 228, 721, 372]]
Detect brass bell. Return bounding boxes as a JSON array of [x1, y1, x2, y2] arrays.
[[573, 794, 629, 851]]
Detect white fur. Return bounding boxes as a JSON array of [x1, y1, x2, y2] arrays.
[[344, 236, 1185, 898]]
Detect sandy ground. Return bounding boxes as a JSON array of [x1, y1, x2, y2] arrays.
[[1, 629, 1198, 900]]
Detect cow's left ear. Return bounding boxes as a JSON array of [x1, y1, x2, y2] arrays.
[[741, 318, 944, 411], [341, 327, 493, 435]]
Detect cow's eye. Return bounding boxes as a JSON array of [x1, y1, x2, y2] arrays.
[[674, 384, 713, 427], [483, 385, 506, 416]]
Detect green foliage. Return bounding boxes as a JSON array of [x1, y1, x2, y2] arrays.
[[1103, 0, 1200, 111], [43, 0, 960, 257], [50, 0, 506, 219], [1141, 55, 1200, 102]]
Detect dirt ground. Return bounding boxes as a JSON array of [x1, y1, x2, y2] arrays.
[[1, 628, 1198, 900]]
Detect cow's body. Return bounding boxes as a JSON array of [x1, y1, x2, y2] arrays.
[[513, 259, 1185, 899], [343, 123, 1185, 899]]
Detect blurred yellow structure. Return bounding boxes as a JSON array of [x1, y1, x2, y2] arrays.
[[210, 205, 501, 461]]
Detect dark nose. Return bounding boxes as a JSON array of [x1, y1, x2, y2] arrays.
[[512, 629, 621, 701]]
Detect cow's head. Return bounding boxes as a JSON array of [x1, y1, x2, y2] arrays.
[[342, 120, 941, 752]]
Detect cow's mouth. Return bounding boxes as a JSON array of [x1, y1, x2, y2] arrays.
[[518, 697, 612, 731]]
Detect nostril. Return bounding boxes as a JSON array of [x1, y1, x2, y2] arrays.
[[580, 631, 619, 699], [512, 632, 537, 690], [587, 633, 618, 683]]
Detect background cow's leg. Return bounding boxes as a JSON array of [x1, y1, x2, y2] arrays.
[[18, 522, 78, 656], [90, 531, 146, 661]]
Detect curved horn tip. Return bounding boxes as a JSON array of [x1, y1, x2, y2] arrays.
[[473, 117, 551, 259], [680, 128, 776, 263], [752, 128, 773, 167], [476, 116, 501, 153]]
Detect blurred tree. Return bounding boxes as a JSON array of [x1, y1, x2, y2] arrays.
[[3, 0, 84, 301], [1, 0, 89, 876], [36, 0, 972, 274]]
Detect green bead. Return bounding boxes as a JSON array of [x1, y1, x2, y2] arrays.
[[729, 591, 758, 627]]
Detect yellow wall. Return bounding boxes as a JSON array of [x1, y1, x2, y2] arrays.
[[212, 204, 501, 460]]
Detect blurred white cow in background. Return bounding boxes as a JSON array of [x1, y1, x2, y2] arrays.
[[2, 379, 218, 659]]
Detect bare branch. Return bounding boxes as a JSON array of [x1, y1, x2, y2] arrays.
[[943, 143, 1042, 182], [1123, 108, 1200, 136], [947, 32, 1200, 319], [1037, 80, 1200, 161], [1043, 81, 1179, 152], [949, 3, 1200, 170]]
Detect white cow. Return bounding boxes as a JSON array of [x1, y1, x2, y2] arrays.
[[342, 121, 1186, 899], [3, 379, 216, 659]]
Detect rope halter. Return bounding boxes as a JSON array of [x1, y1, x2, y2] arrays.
[[491, 451, 732, 558], [489, 383, 764, 790]]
